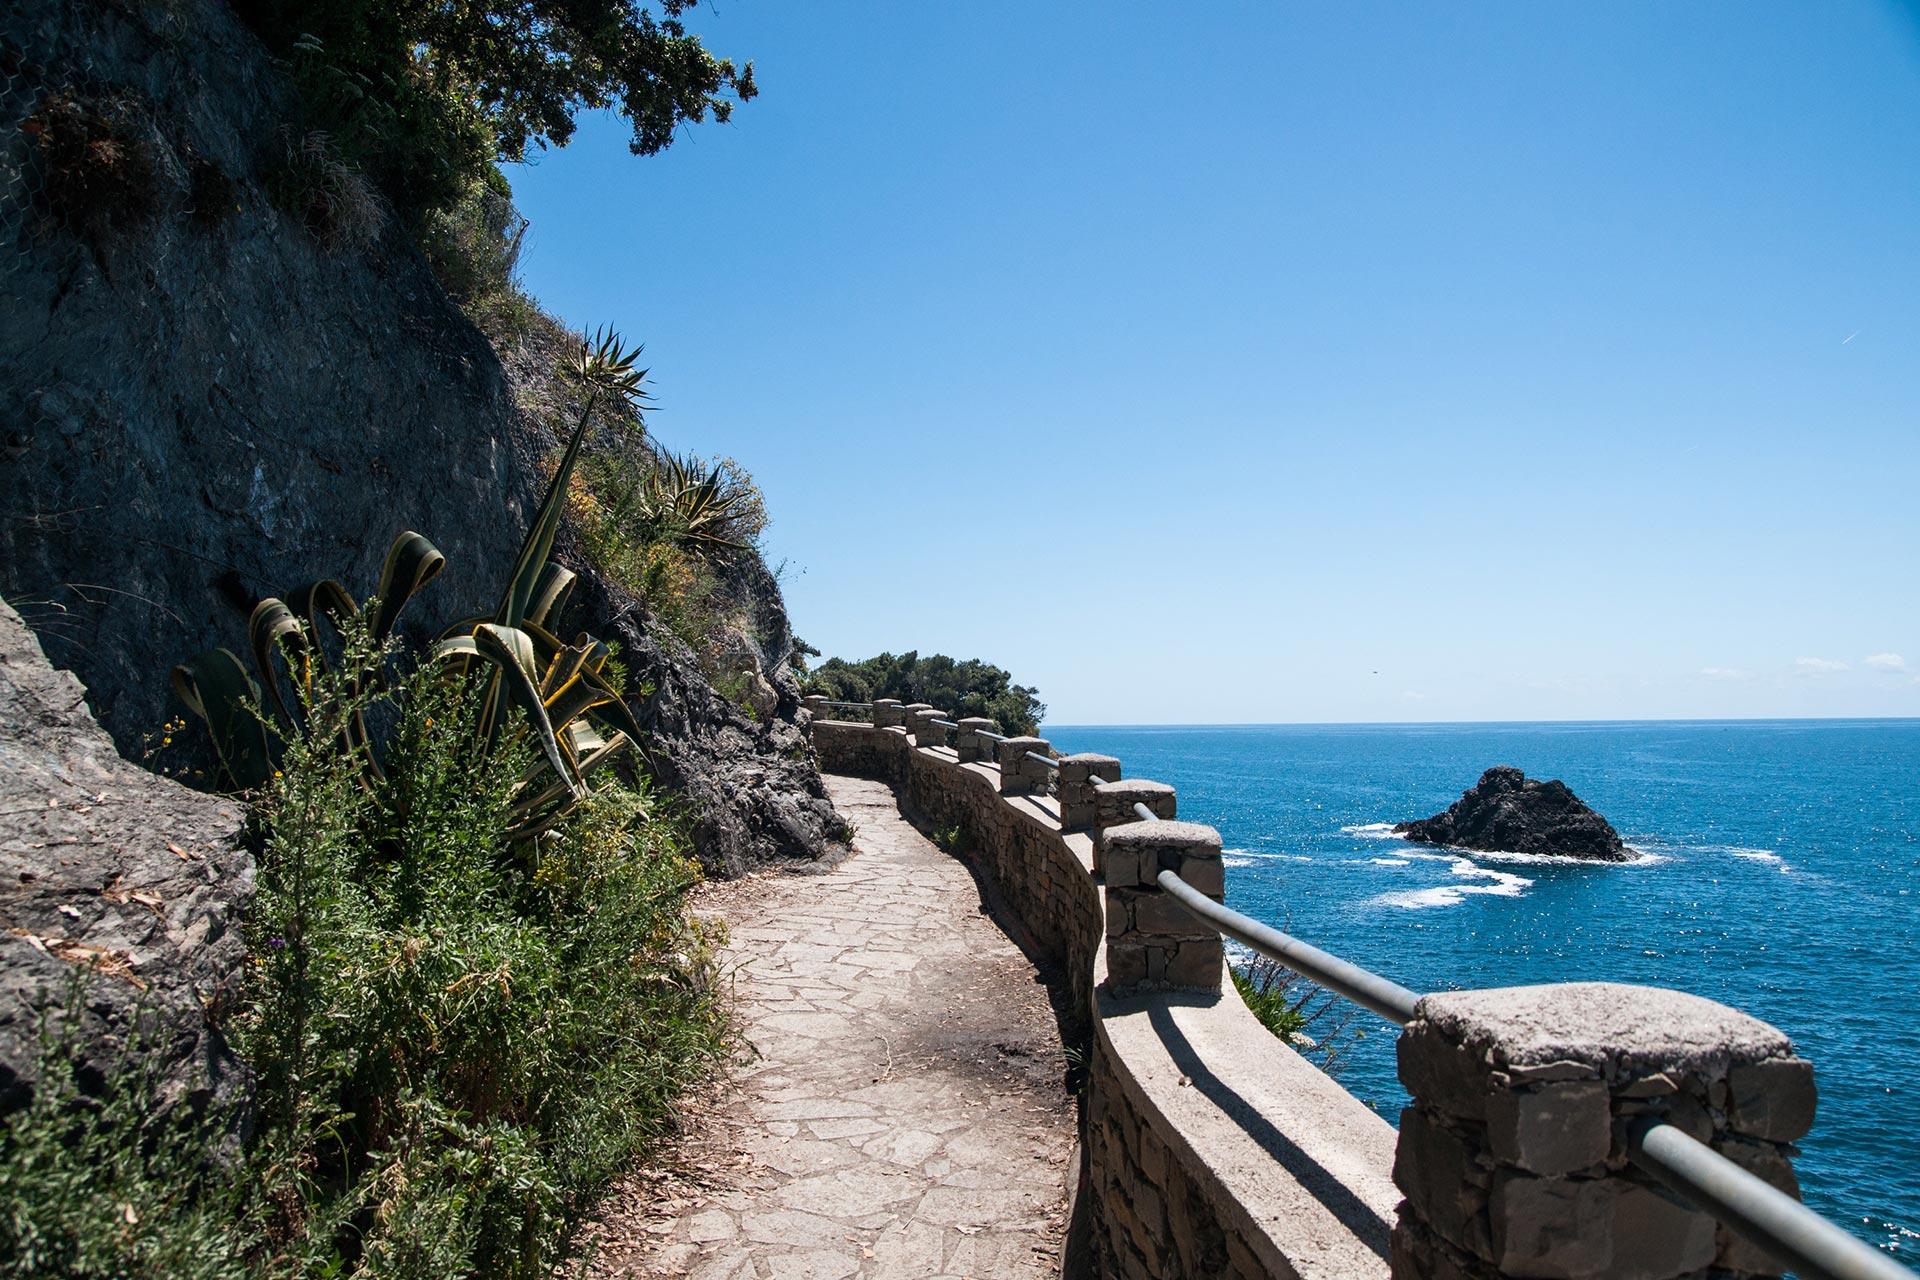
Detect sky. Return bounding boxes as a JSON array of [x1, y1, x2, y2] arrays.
[[508, 2, 1920, 726]]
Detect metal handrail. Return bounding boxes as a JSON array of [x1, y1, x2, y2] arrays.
[[1627, 1117, 1914, 1280], [818, 700, 872, 709], [835, 713, 1912, 1274], [1153, 869, 1421, 1024]]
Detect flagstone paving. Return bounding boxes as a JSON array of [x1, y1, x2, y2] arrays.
[[579, 773, 1077, 1280]]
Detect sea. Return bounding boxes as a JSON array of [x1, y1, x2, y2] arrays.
[[1043, 719, 1919, 1258]]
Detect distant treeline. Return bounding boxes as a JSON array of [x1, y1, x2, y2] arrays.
[[804, 651, 1044, 736]]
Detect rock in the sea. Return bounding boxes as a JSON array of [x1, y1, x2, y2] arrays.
[[1395, 766, 1630, 861], [0, 597, 253, 1117]]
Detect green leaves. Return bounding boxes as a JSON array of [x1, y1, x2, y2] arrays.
[[632, 451, 755, 553], [564, 326, 653, 412], [173, 332, 651, 838], [170, 650, 274, 790]]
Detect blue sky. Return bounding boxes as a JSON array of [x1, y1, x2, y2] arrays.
[[509, 2, 1920, 725]]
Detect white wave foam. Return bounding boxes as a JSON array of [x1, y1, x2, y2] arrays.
[[1342, 822, 1401, 840], [1222, 856, 1255, 868], [1221, 848, 1312, 864], [1367, 851, 1533, 909], [1369, 857, 1411, 867]]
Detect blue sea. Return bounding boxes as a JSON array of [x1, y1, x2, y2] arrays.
[[1044, 719, 1920, 1258]]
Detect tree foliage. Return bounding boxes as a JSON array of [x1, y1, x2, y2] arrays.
[[804, 651, 1045, 736], [236, 0, 756, 220]]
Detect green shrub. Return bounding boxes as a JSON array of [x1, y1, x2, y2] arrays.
[[419, 169, 539, 339], [0, 1005, 254, 1280], [1230, 956, 1363, 1077], [572, 432, 771, 676], [10, 635, 728, 1278]]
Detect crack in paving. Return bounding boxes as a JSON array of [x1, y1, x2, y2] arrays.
[[578, 774, 1077, 1279]]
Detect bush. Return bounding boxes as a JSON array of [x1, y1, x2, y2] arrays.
[[804, 652, 1045, 735], [1, 653, 730, 1279], [265, 129, 380, 251], [26, 92, 160, 244], [572, 432, 770, 674], [419, 169, 538, 338], [1230, 956, 1363, 1077], [0, 1006, 253, 1280]]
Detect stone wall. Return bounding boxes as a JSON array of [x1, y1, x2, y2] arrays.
[[811, 717, 1826, 1280], [812, 720, 1402, 1280]]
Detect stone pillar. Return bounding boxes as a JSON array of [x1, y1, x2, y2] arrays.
[[910, 708, 953, 749], [1391, 982, 1818, 1280], [995, 736, 1053, 795], [802, 694, 827, 724], [954, 717, 998, 763], [1101, 819, 1224, 995], [871, 698, 904, 728], [1058, 753, 1122, 830], [1091, 779, 1176, 874]]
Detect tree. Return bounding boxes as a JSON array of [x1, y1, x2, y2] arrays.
[[237, 0, 756, 220], [804, 652, 1046, 737]]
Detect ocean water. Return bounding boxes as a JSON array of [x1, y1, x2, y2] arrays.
[[1043, 719, 1920, 1258]]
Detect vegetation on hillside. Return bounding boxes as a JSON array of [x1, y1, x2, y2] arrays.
[[1, 658, 726, 1279], [0, 331, 735, 1279], [804, 651, 1045, 736], [234, 0, 754, 225]]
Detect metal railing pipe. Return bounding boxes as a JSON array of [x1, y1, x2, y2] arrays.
[[1626, 1117, 1915, 1280], [1153, 869, 1421, 1025], [1025, 750, 1058, 769], [931, 718, 959, 729], [977, 730, 1008, 743]]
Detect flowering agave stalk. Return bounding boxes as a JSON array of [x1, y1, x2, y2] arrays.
[[172, 327, 653, 839]]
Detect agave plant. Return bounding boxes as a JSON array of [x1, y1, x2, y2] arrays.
[[633, 450, 755, 552], [173, 329, 653, 839]]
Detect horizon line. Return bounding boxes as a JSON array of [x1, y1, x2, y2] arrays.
[[1040, 714, 1920, 730]]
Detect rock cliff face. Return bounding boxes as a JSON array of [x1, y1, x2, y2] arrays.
[[1395, 766, 1631, 861], [0, 0, 839, 877], [0, 597, 251, 1116]]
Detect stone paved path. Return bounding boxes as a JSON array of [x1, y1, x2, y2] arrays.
[[578, 774, 1076, 1280]]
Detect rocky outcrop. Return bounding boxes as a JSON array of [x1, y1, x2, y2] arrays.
[[572, 573, 843, 878], [1, 0, 838, 874], [0, 597, 252, 1114], [1395, 766, 1630, 861]]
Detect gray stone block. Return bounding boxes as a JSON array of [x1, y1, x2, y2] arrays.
[[1486, 1081, 1611, 1177], [1727, 1055, 1816, 1143]]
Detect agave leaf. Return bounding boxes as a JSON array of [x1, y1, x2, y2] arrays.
[[497, 414, 590, 629], [247, 597, 308, 727], [472, 623, 583, 800], [171, 649, 275, 789], [525, 562, 575, 630], [370, 531, 446, 641], [506, 731, 631, 836]]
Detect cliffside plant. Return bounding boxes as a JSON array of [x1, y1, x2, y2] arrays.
[[1230, 956, 1362, 1078], [173, 328, 652, 840], [25, 92, 160, 245]]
